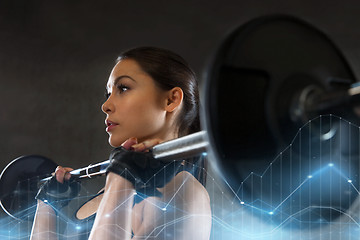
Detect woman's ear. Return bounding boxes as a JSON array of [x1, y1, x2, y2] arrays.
[[165, 87, 183, 112]]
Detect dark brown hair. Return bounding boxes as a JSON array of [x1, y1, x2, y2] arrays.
[[117, 46, 206, 186]]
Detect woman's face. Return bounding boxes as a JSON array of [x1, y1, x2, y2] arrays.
[[102, 59, 170, 147]]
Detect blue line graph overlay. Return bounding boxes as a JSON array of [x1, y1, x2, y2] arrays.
[[208, 114, 360, 239], [1, 114, 360, 239]]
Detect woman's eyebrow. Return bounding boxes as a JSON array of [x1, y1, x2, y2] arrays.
[[107, 75, 136, 91]]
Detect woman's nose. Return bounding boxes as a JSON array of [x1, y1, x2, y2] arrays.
[[101, 97, 114, 114]]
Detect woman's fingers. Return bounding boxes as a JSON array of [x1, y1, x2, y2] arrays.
[[121, 137, 138, 150], [120, 137, 163, 152], [131, 138, 163, 152], [55, 166, 74, 183]]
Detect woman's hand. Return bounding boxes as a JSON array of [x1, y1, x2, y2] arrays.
[[130, 138, 163, 152], [31, 166, 76, 240], [54, 166, 73, 183], [121, 137, 163, 152], [106, 137, 182, 198], [35, 165, 80, 211]]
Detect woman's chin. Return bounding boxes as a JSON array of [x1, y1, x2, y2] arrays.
[[108, 137, 124, 148]]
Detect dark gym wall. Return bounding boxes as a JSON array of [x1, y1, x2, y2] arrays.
[[1, 0, 360, 218]]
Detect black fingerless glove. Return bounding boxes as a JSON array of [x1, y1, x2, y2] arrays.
[[106, 147, 182, 197], [35, 176, 81, 212]]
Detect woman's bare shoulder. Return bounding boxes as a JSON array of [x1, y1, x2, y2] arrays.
[[161, 171, 210, 209], [137, 171, 212, 239]]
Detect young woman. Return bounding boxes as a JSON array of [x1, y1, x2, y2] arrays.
[[30, 47, 212, 240]]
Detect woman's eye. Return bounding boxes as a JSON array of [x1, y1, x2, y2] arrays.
[[117, 84, 129, 93]]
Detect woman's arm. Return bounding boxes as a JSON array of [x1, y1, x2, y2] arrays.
[[170, 173, 212, 240], [30, 200, 58, 240], [88, 172, 135, 240], [89, 138, 211, 240], [88, 138, 138, 239], [30, 166, 74, 240]]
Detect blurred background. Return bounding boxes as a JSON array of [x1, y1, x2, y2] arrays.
[[2, 0, 360, 238]]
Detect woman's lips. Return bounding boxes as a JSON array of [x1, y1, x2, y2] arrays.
[[105, 120, 119, 132]]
